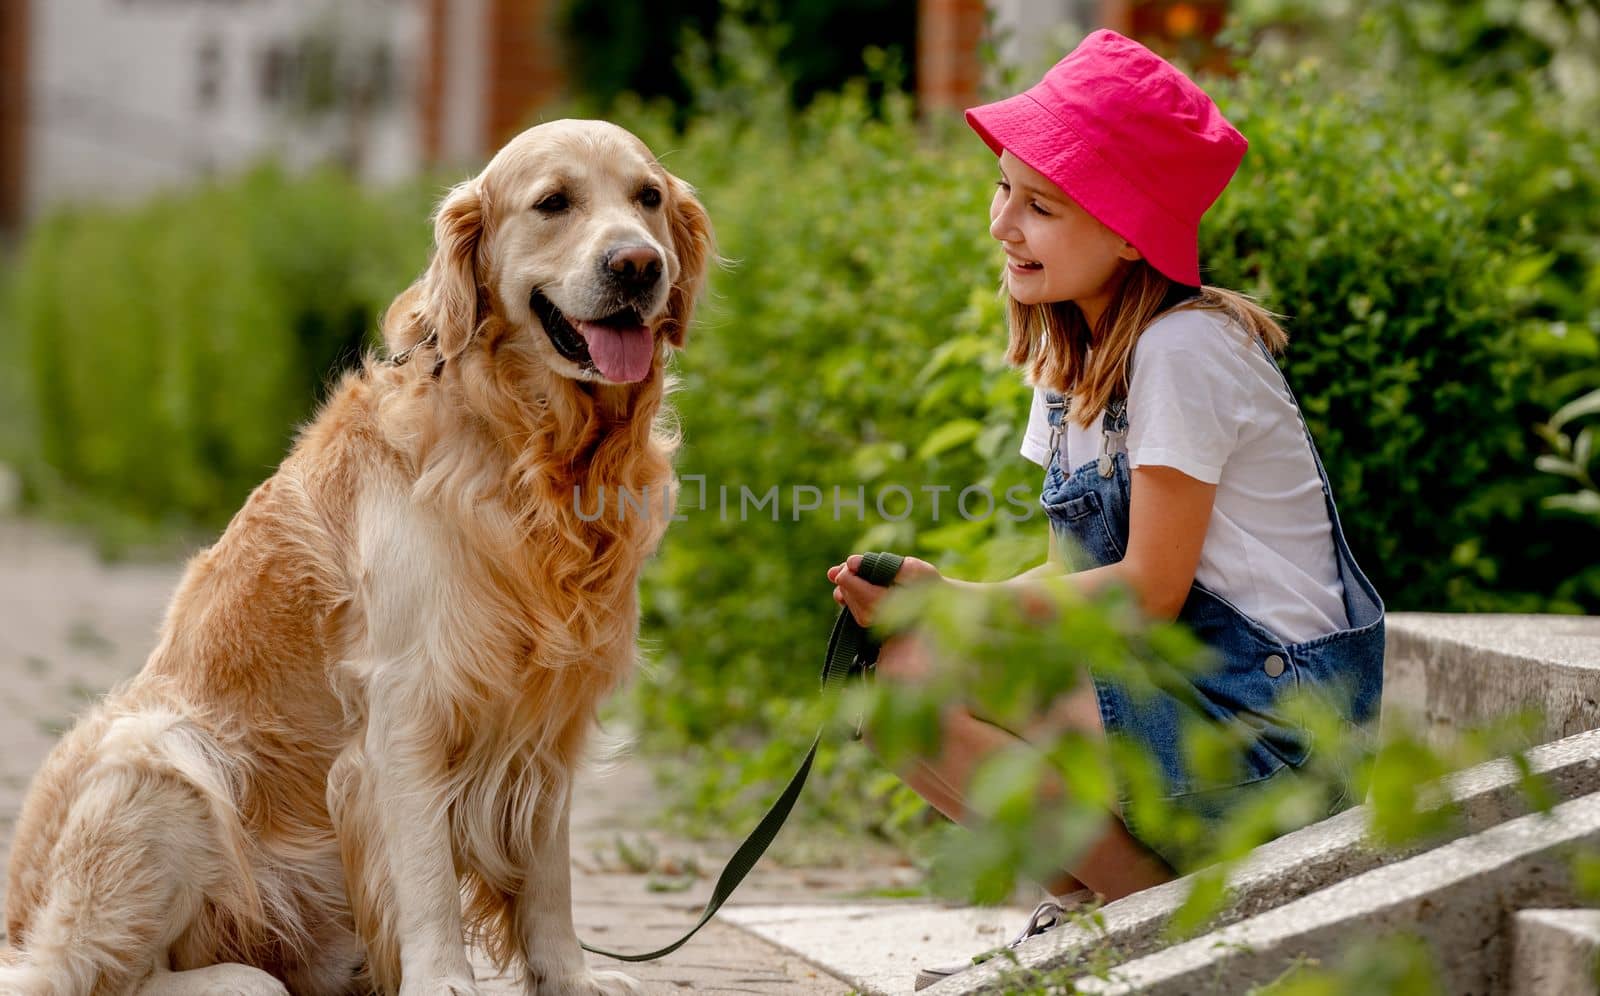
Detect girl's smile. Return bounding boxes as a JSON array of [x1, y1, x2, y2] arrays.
[[1005, 252, 1044, 274], [989, 150, 1141, 325]]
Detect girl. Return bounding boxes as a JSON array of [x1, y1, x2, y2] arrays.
[[827, 28, 1384, 983]]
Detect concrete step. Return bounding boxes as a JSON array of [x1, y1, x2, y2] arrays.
[[1385, 612, 1600, 745], [746, 727, 1600, 995], [1056, 791, 1600, 994], [1510, 909, 1600, 996]]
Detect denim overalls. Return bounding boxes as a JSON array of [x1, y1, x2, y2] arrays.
[[1038, 343, 1385, 868]]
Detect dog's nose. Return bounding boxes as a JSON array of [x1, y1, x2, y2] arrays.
[[604, 245, 663, 293]]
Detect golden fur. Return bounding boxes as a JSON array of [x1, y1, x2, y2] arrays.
[[1, 119, 712, 996]]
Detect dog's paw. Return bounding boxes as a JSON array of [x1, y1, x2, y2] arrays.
[[139, 963, 290, 996], [398, 976, 480, 996], [532, 968, 642, 996], [209, 971, 291, 996]]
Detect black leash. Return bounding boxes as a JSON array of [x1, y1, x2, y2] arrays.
[[580, 551, 905, 962]]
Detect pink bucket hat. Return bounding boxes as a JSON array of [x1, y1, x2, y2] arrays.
[[965, 29, 1246, 286]]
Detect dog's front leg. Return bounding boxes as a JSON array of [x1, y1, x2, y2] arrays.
[[515, 787, 640, 996], [360, 694, 480, 996], [347, 492, 484, 995]]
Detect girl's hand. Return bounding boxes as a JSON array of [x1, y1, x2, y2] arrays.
[[826, 554, 942, 627]]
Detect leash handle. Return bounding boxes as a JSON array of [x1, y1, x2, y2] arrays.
[[822, 551, 906, 688], [579, 550, 905, 963]]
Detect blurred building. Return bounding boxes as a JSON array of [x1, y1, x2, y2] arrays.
[[0, 0, 1228, 234], [920, 0, 1231, 112], [0, 0, 566, 233]]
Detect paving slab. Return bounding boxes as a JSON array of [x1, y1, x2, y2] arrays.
[[0, 518, 874, 994], [1510, 909, 1600, 996], [0, 520, 182, 820], [721, 901, 1035, 996]]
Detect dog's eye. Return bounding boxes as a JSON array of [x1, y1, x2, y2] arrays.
[[638, 186, 662, 209], [534, 193, 569, 214]]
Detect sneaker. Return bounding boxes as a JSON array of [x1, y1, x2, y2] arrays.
[[912, 890, 1095, 991]]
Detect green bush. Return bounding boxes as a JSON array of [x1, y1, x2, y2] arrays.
[[1226, 0, 1600, 610], [3, 166, 430, 544], [1200, 65, 1576, 613], [560, 0, 916, 113]]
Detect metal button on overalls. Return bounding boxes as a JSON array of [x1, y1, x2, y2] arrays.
[[1263, 654, 1286, 678]]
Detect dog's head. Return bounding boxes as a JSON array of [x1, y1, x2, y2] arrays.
[[400, 119, 712, 386]]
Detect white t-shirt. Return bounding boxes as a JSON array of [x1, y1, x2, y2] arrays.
[[1020, 307, 1349, 644]]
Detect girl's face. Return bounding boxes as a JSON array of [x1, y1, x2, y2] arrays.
[[989, 150, 1140, 323]]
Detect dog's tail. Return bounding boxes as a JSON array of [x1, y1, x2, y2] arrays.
[[1, 711, 278, 996]]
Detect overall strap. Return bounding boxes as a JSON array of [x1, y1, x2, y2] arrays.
[[1250, 340, 1385, 621], [1097, 398, 1127, 478], [1044, 390, 1070, 472], [1043, 391, 1128, 479], [1251, 340, 1340, 526]]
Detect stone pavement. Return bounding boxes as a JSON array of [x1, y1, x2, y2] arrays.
[[0, 518, 1031, 995]]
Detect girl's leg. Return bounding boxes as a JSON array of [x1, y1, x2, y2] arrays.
[[875, 635, 1173, 901]]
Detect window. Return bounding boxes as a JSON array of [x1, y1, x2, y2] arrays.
[[196, 36, 223, 109]]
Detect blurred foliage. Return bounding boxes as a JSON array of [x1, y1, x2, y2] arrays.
[[851, 579, 1590, 995], [1214, 3, 1600, 615], [559, 0, 916, 116], [1225, 0, 1600, 332], [1, 166, 432, 552], [0, 268, 24, 464], [1229, 0, 1600, 111]]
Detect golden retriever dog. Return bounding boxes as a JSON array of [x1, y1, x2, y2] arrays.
[[0, 119, 711, 996]]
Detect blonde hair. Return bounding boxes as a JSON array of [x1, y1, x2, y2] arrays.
[[1005, 260, 1289, 428]]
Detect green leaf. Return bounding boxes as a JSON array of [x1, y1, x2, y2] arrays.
[[1167, 866, 1228, 939], [915, 418, 983, 461], [1535, 454, 1580, 480], [966, 749, 1046, 827], [1550, 389, 1600, 433], [1544, 491, 1600, 516]]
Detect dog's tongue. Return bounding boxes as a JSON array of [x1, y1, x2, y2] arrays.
[[573, 320, 654, 383]]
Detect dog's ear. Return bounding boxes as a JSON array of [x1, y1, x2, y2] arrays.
[[422, 179, 487, 360], [661, 172, 713, 349], [380, 280, 427, 356]]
